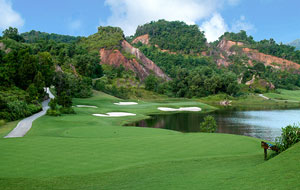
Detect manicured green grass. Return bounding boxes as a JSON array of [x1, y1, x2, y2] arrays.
[[200, 93, 300, 110], [0, 91, 299, 189], [265, 89, 300, 102], [0, 120, 19, 138]]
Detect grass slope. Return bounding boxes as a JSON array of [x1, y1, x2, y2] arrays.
[[264, 89, 300, 102], [200, 93, 300, 110], [0, 120, 19, 138], [0, 91, 299, 189]]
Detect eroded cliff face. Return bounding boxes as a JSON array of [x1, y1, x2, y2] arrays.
[[217, 39, 300, 70], [132, 34, 149, 45], [100, 40, 170, 81]]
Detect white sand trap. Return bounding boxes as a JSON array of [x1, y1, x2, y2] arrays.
[[158, 107, 202, 112], [77, 105, 98, 108], [114, 102, 138, 105], [93, 112, 136, 117]]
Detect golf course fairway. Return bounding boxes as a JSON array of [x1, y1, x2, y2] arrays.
[[0, 91, 299, 190]]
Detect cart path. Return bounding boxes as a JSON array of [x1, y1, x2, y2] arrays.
[[4, 88, 54, 138]]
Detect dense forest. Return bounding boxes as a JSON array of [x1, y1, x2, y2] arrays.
[[0, 27, 103, 121], [21, 30, 81, 43], [134, 20, 207, 54]]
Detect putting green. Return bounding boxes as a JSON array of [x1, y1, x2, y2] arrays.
[[0, 91, 299, 190]]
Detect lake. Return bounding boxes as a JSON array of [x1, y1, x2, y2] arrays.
[[127, 109, 300, 142]]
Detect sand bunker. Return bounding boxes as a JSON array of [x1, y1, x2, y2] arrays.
[[77, 105, 98, 108], [93, 112, 136, 117], [158, 107, 201, 112], [114, 102, 138, 105]]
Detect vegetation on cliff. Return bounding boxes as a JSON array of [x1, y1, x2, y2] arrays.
[[134, 19, 207, 54], [79, 26, 124, 52]]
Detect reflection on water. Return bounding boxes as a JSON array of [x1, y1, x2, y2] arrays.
[[128, 109, 300, 141]]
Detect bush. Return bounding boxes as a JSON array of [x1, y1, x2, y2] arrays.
[[200, 115, 217, 133], [59, 107, 75, 114], [275, 124, 300, 152], [0, 119, 6, 126], [46, 109, 61, 116], [49, 99, 57, 110]]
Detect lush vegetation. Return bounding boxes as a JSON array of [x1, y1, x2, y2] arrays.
[[276, 124, 300, 152], [0, 27, 103, 121], [79, 26, 124, 52], [134, 19, 207, 54], [21, 30, 81, 43], [137, 44, 241, 98], [221, 30, 300, 64]]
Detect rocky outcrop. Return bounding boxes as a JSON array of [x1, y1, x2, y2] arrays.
[[0, 42, 11, 53], [100, 40, 170, 81], [217, 39, 300, 70], [132, 34, 149, 45], [55, 65, 63, 72]]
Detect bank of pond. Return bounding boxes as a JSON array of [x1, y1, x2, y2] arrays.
[[127, 108, 300, 142]]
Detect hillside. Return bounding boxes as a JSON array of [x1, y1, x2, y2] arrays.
[[21, 30, 81, 43], [288, 39, 300, 50], [80, 26, 169, 81], [216, 39, 300, 71]]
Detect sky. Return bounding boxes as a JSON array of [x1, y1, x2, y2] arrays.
[[0, 0, 299, 43]]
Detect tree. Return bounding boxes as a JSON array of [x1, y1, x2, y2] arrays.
[[26, 84, 38, 101], [38, 52, 54, 87], [145, 74, 158, 91], [57, 91, 72, 108], [200, 116, 217, 133], [2, 27, 25, 42], [49, 98, 58, 110], [34, 71, 46, 99]]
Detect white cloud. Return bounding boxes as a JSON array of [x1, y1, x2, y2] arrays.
[[104, 0, 239, 37], [0, 0, 24, 31], [200, 13, 228, 42], [69, 19, 82, 31], [231, 15, 255, 33], [104, 0, 255, 42]]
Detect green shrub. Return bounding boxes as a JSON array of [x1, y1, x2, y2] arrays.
[[200, 115, 217, 133], [0, 119, 6, 126], [49, 99, 57, 110], [59, 107, 75, 114], [46, 109, 61, 116], [275, 124, 300, 152]]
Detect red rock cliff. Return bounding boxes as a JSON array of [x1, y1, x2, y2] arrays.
[[217, 39, 300, 70], [100, 40, 170, 81], [132, 34, 149, 45]]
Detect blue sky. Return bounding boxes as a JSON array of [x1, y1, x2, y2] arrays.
[[0, 0, 299, 43]]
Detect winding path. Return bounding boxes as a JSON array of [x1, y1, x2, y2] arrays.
[[4, 88, 54, 138]]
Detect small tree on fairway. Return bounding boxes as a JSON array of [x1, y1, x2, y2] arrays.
[[200, 115, 217, 133]]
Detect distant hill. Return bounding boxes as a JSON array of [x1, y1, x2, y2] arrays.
[[21, 30, 81, 43], [134, 20, 207, 54], [288, 39, 300, 50]]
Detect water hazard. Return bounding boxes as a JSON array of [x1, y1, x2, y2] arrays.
[[127, 109, 300, 141]]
